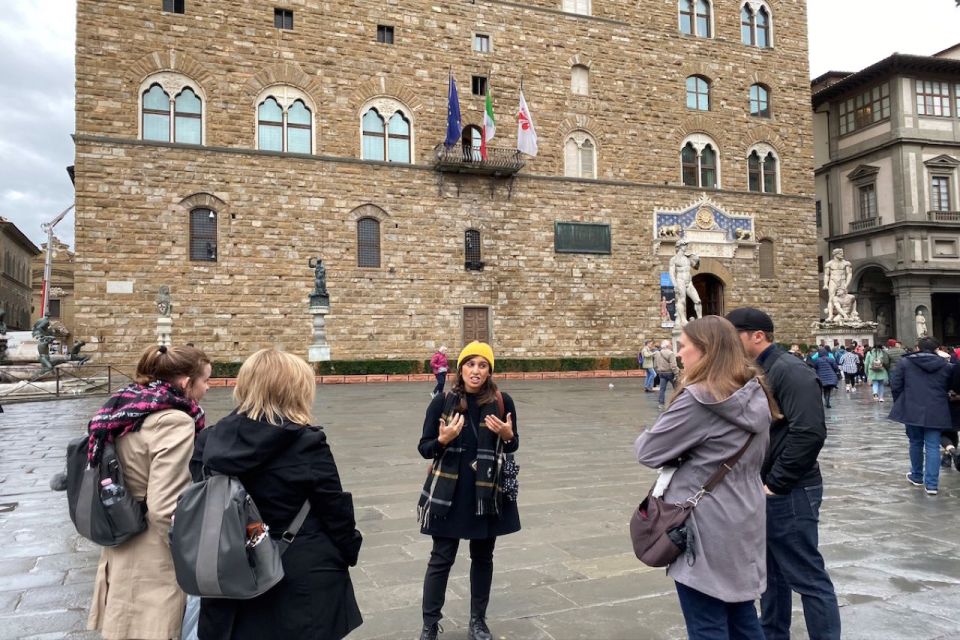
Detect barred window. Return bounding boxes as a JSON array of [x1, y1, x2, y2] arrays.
[[162, 0, 185, 13], [189, 208, 217, 262], [839, 84, 890, 135], [917, 80, 952, 117], [465, 229, 482, 270], [357, 217, 381, 267], [274, 8, 293, 30], [758, 239, 775, 278]]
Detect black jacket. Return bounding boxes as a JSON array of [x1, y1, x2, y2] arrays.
[[192, 413, 363, 640], [758, 345, 826, 495], [888, 352, 953, 428]]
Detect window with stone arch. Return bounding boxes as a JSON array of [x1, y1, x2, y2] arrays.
[[139, 73, 205, 144], [564, 131, 598, 179], [686, 75, 710, 111], [679, 0, 712, 38], [758, 239, 775, 278], [357, 217, 381, 268], [571, 65, 590, 96], [749, 83, 771, 117], [680, 134, 720, 188], [361, 99, 414, 163], [189, 208, 218, 262], [740, 1, 772, 48], [255, 85, 315, 154], [562, 0, 591, 16], [747, 144, 779, 193]]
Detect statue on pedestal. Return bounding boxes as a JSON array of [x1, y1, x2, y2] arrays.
[[156, 286, 172, 317], [669, 239, 701, 328], [916, 309, 928, 338], [826, 288, 860, 323], [823, 248, 852, 320], [308, 257, 330, 307]]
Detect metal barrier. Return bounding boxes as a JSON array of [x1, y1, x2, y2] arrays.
[[0, 364, 135, 404]]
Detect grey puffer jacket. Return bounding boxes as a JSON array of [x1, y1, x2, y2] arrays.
[[635, 378, 772, 602]]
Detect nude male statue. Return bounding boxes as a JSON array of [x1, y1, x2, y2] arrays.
[[823, 248, 852, 315], [669, 239, 701, 328]]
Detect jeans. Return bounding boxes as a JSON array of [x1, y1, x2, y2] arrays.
[[821, 385, 835, 407], [871, 380, 885, 399], [905, 425, 942, 490], [658, 372, 676, 405], [422, 536, 496, 625], [762, 486, 841, 640], [644, 367, 657, 390], [675, 581, 764, 640], [432, 373, 446, 396]]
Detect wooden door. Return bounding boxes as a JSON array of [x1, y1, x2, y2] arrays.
[[463, 307, 490, 343]]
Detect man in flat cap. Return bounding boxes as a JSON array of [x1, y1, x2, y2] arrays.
[[726, 307, 840, 640]]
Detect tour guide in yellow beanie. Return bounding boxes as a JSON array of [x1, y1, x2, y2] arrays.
[[457, 341, 495, 372]]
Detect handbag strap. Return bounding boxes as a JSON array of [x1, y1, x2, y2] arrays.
[[688, 434, 756, 505], [277, 499, 311, 555]]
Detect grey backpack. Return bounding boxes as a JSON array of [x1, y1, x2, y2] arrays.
[[170, 474, 310, 599]]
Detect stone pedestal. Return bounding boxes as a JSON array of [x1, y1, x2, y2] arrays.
[[308, 304, 331, 363], [157, 317, 172, 347], [814, 324, 879, 349]]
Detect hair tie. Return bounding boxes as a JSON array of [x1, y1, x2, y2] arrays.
[[158, 345, 168, 354]]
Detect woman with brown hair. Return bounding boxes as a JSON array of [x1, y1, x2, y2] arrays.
[[634, 316, 777, 640], [88, 344, 211, 640], [416, 341, 519, 640], [191, 348, 363, 640]]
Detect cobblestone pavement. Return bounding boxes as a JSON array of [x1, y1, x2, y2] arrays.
[[2, 378, 960, 640]]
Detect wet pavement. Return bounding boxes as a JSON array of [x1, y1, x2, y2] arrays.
[[1, 378, 959, 640]]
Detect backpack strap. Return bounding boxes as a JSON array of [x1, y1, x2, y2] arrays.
[[277, 499, 311, 555], [495, 389, 505, 420]]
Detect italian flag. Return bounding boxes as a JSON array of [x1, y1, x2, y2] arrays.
[[481, 84, 496, 160]]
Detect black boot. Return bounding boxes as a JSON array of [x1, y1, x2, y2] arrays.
[[468, 616, 492, 640], [419, 622, 442, 640]]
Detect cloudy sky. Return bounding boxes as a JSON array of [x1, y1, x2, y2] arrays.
[[2, 0, 960, 249]]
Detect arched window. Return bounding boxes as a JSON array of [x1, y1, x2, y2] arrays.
[[564, 131, 598, 179], [680, 136, 720, 188], [360, 101, 414, 163], [758, 239, 775, 278], [747, 146, 779, 193], [571, 65, 589, 96], [740, 2, 772, 48], [679, 0, 711, 37], [189, 208, 218, 262], [695, 0, 711, 37], [686, 76, 710, 111], [756, 7, 770, 47], [679, 0, 694, 34], [749, 84, 770, 117], [465, 229, 482, 270], [255, 87, 314, 154], [140, 74, 205, 144], [357, 217, 381, 268], [741, 6, 754, 45], [462, 125, 482, 161]]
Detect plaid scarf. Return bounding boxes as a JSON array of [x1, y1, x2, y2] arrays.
[[417, 392, 504, 525], [87, 380, 205, 462]]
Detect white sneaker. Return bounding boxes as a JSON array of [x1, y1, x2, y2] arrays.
[[879, 397, 885, 402], [846, 385, 852, 392]]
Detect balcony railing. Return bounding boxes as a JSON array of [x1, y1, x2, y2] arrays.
[[849, 217, 879, 232], [927, 210, 960, 222], [434, 144, 524, 176]]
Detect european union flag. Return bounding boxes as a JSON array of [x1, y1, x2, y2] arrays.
[[445, 74, 462, 147]]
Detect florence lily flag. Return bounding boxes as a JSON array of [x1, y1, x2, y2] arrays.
[[517, 88, 538, 157], [481, 84, 496, 160]]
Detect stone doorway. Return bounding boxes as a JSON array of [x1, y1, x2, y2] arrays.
[[692, 273, 725, 318]]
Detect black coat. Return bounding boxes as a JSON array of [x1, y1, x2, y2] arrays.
[[192, 413, 363, 640], [889, 352, 954, 428], [951, 365, 960, 428], [757, 345, 826, 495], [418, 391, 521, 539]]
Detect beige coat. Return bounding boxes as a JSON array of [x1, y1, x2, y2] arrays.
[[88, 409, 196, 640]]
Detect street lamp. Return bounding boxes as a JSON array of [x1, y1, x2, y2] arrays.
[[40, 204, 74, 319]]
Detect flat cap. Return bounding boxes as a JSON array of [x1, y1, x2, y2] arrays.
[[725, 307, 775, 333]]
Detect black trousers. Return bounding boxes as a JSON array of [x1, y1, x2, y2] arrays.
[[422, 536, 496, 625]]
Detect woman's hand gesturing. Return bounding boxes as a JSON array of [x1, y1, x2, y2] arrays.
[[484, 412, 514, 442], [437, 412, 464, 446]]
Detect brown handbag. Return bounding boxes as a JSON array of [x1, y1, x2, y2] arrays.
[[629, 435, 755, 568]]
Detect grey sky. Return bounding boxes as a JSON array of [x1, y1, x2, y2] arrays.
[[2, 0, 959, 249]]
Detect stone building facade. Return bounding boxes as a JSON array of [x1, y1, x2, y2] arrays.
[[813, 47, 960, 347], [75, 0, 817, 365], [0, 217, 41, 331]]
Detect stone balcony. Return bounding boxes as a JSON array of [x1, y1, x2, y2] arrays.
[[433, 143, 524, 176], [849, 216, 879, 232], [927, 210, 960, 222]]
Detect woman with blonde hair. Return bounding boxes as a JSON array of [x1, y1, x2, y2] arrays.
[[192, 348, 363, 640], [634, 316, 777, 639], [88, 344, 211, 640]]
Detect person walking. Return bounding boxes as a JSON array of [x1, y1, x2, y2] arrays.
[[888, 336, 954, 496], [727, 307, 841, 640], [416, 342, 520, 640], [885, 339, 907, 371], [635, 316, 775, 639], [192, 348, 363, 639], [653, 340, 681, 409], [641, 339, 659, 393], [839, 348, 860, 392], [812, 347, 840, 408], [88, 345, 212, 640], [865, 344, 890, 402], [430, 346, 450, 398]]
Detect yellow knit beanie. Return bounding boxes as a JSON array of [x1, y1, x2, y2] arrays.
[[457, 341, 495, 372]]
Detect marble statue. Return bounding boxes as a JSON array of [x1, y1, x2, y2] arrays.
[[876, 309, 888, 336], [828, 288, 860, 322], [916, 310, 928, 338], [823, 248, 852, 320], [156, 285, 172, 317], [669, 239, 701, 328]]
